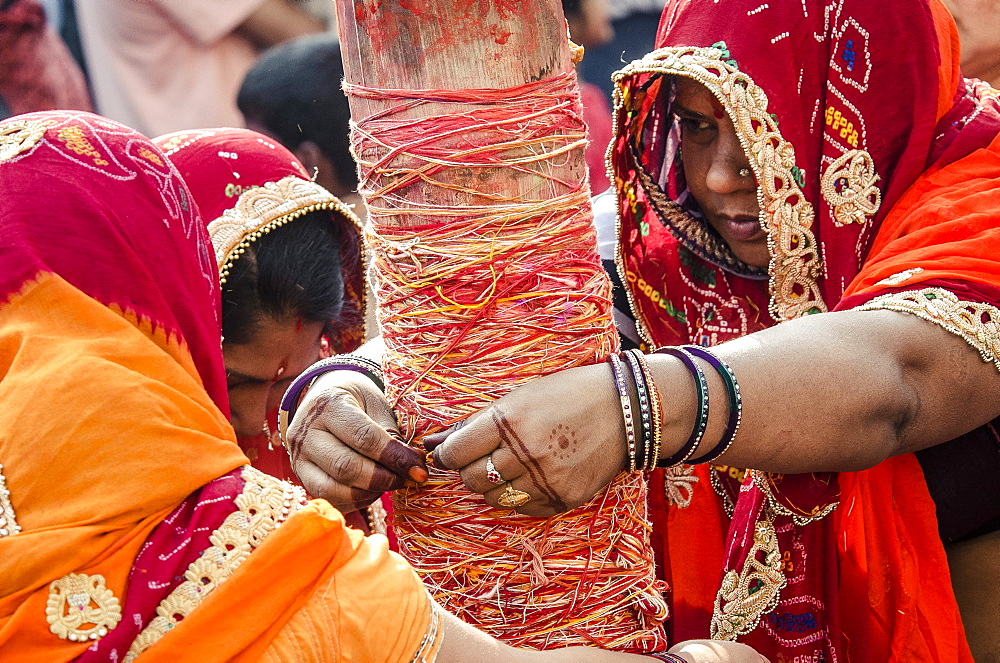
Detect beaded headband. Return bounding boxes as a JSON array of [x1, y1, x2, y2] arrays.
[[206, 175, 360, 284]]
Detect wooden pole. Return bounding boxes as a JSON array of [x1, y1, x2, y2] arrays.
[[337, 1, 575, 224], [336, 0, 666, 650]]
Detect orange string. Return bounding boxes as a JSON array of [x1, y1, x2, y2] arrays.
[[348, 71, 667, 651]]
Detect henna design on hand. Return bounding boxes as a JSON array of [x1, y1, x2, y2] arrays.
[[548, 423, 578, 462], [287, 397, 332, 463], [493, 410, 569, 513]]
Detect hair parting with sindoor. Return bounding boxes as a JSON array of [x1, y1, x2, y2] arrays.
[[221, 210, 344, 345]]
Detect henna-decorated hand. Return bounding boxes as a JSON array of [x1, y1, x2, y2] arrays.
[[426, 362, 628, 517], [286, 369, 427, 513]]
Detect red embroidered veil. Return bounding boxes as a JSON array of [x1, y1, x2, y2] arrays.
[[609, 0, 1000, 660]]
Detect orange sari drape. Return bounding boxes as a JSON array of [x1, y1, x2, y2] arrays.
[[0, 111, 437, 662]]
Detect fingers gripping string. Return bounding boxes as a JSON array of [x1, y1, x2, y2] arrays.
[[348, 71, 667, 650]]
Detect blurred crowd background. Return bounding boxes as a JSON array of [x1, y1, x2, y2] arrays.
[[2, 0, 999, 197]]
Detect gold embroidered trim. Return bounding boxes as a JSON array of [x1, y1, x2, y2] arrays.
[[0, 464, 20, 537], [123, 467, 307, 661], [0, 119, 51, 162], [856, 288, 1000, 370], [710, 519, 785, 640], [663, 464, 699, 509], [611, 46, 827, 322], [875, 267, 924, 287], [46, 573, 122, 642], [410, 598, 444, 663], [749, 469, 839, 526], [820, 149, 881, 226], [207, 175, 361, 284]]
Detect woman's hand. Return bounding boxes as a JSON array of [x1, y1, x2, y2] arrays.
[[667, 640, 769, 663], [428, 362, 628, 517], [286, 369, 427, 512]]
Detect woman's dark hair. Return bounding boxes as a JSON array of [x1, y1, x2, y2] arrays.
[[221, 210, 343, 345]]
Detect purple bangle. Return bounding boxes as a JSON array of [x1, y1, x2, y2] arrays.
[[682, 345, 742, 465], [655, 346, 709, 467], [277, 355, 385, 444], [647, 653, 687, 663]]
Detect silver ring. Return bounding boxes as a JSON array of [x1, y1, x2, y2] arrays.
[[738, 167, 751, 178], [485, 454, 505, 484]]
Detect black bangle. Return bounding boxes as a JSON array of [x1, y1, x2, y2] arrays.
[[608, 354, 638, 472], [682, 345, 742, 465], [654, 346, 709, 467]]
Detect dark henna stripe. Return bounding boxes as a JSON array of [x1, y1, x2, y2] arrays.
[[287, 398, 332, 462], [493, 410, 569, 513]]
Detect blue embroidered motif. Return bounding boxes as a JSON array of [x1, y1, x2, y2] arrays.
[[842, 39, 857, 71]]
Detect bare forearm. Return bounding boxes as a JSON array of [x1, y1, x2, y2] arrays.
[[647, 309, 1000, 473], [436, 608, 764, 662]]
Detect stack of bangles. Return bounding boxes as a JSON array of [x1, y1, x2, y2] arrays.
[[646, 654, 689, 663], [608, 346, 742, 470], [277, 353, 385, 444]]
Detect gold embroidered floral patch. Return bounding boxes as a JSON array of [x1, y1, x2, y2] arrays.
[[46, 573, 122, 642], [0, 119, 51, 162], [663, 464, 699, 508], [710, 519, 785, 640], [821, 149, 881, 226]]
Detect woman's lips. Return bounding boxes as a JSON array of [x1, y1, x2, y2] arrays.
[[717, 214, 764, 242]]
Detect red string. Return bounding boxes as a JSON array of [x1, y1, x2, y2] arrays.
[[348, 70, 667, 651]]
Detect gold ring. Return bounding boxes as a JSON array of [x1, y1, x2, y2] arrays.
[[497, 482, 531, 508]]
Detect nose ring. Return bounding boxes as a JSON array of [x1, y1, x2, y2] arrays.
[[738, 168, 751, 178]]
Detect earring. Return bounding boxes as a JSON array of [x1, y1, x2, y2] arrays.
[[738, 168, 751, 178]]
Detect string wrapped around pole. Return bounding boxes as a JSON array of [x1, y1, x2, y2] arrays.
[[346, 68, 668, 650]]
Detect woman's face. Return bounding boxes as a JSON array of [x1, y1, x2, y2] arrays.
[[223, 317, 325, 438], [672, 77, 769, 268]]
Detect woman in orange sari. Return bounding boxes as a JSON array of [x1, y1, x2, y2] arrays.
[[289, 0, 1000, 660], [0, 111, 766, 663], [155, 128, 395, 539]]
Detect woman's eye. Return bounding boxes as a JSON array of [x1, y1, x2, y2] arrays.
[[679, 117, 713, 133]]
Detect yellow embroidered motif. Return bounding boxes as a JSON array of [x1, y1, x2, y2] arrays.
[[710, 519, 785, 641], [123, 467, 306, 662], [57, 126, 110, 167], [206, 175, 360, 284], [821, 149, 881, 226], [0, 119, 50, 162], [856, 288, 1000, 370], [45, 573, 122, 642], [611, 47, 828, 322], [0, 463, 20, 537], [137, 146, 165, 167]]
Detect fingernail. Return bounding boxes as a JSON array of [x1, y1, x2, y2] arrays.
[[404, 480, 418, 488], [409, 466, 428, 482], [422, 432, 446, 451]]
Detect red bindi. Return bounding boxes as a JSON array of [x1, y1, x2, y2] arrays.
[[710, 97, 726, 119]]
